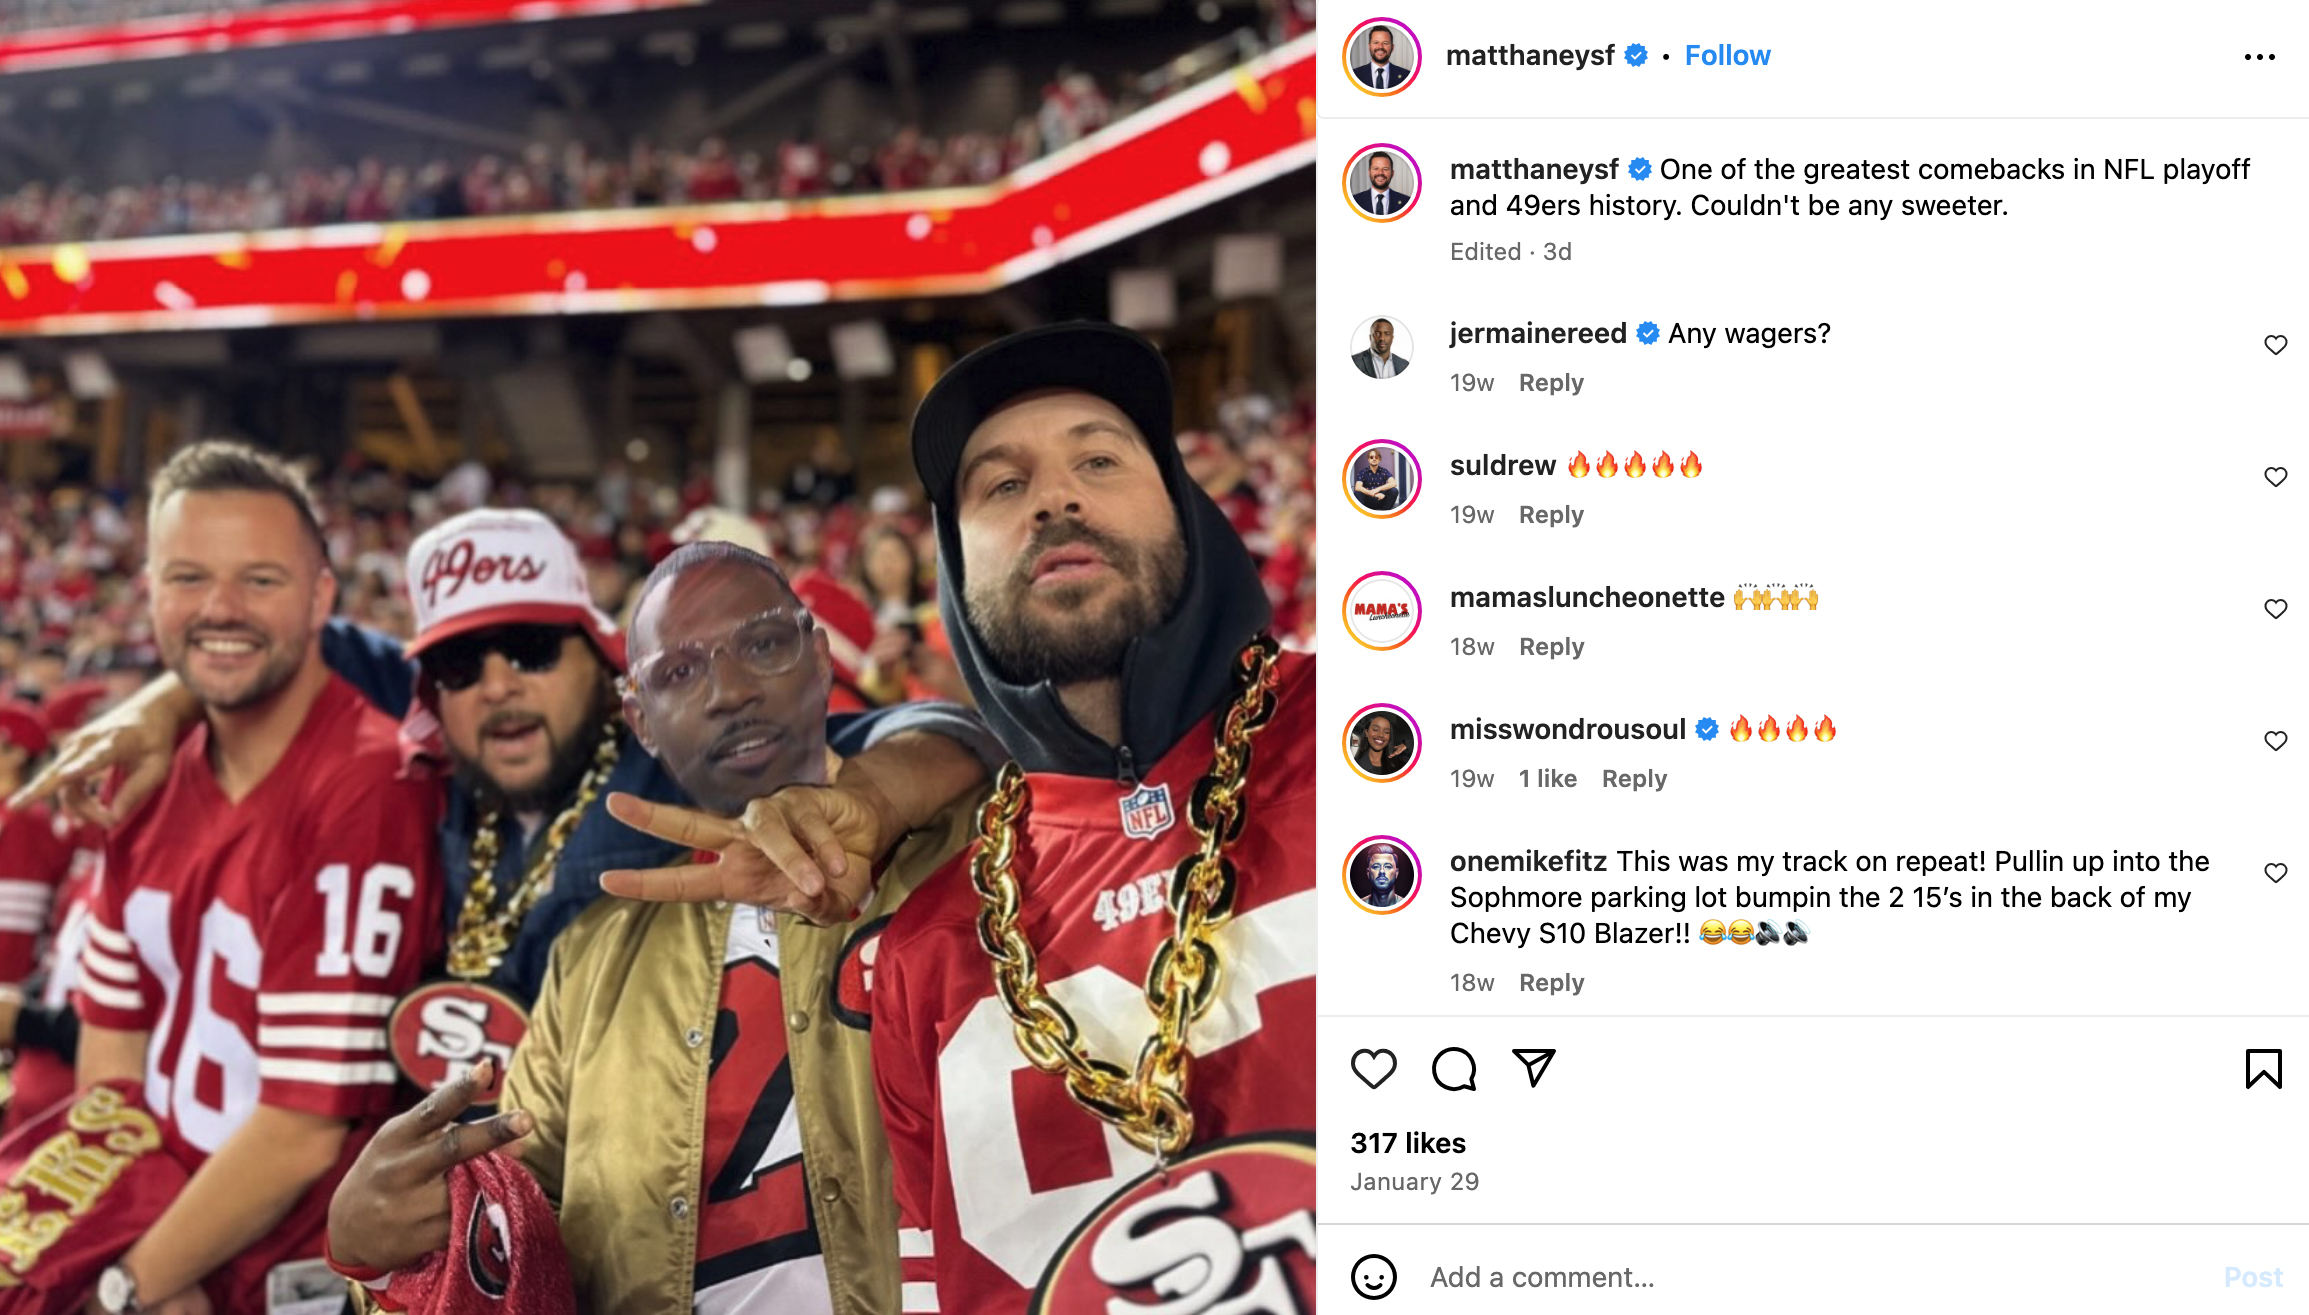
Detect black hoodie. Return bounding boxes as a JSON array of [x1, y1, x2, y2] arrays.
[[912, 322, 1273, 782]]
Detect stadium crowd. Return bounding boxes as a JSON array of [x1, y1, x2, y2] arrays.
[[0, 0, 275, 37], [0, 72, 1122, 245], [0, 375, 1316, 721]]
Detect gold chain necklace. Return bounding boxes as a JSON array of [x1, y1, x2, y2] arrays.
[[971, 635, 1282, 1160], [445, 717, 624, 980]]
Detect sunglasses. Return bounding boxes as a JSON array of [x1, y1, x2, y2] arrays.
[[629, 609, 814, 699], [425, 624, 580, 693]]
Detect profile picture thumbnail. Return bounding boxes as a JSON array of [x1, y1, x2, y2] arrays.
[[1345, 836, 1421, 914], [1344, 144, 1419, 221], [1345, 441, 1418, 518], [1351, 314, 1411, 379], [1344, 704, 1419, 781], [1342, 571, 1420, 651], [1344, 18, 1421, 95]]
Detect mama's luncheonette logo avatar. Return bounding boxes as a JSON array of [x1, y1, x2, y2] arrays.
[[1343, 570, 1421, 650], [1032, 1135, 1315, 1314]]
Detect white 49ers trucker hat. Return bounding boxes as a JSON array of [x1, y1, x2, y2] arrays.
[[403, 508, 623, 666]]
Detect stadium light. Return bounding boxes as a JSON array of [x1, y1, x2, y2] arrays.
[[62, 351, 116, 401], [733, 325, 796, 384], [830, 321, 895, 381], [1110, 269, 1178, 331]]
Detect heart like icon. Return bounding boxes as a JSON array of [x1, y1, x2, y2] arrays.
[[1351, 1047, 1398, 1090], [2268, 731, 2290, 752], [2269, 467, 2290, 487], [2269, 863, 2289, 884], [2269, 600, 2289, 619], [2269, 335, 2289, 356]]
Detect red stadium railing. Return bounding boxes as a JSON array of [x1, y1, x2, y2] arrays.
[[0, 37, 1316, 336], [0, 0, 703, 75]]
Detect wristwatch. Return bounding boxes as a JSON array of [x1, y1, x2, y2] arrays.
[[96, 1263, 140, 1314]]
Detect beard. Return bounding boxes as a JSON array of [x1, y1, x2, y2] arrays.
[[965, 518, 1187, 687], [169, 623, 307, 713], [453, 675, 621, 815]]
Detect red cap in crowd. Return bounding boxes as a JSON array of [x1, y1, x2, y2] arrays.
[[0, 701, 48, 761]]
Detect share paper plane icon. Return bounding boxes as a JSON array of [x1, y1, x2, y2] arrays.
[[1512, 1048, 1557, 1088]]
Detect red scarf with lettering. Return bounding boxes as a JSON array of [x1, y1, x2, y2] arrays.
[[0, 1082, 188, 1314]]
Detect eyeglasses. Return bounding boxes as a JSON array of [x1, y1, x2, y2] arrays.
[[426, 625, 579, 693], [629, 609, 815, 699]]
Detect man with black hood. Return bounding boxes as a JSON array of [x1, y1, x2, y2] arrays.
[[606, 322, 1317, 1313], [901, 322, 1327, 1312]]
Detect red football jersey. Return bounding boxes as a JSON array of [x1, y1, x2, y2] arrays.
[[73, 675, 443, 1312], [873, 651, 1317, 1315], [0, 801, 102, 1130]]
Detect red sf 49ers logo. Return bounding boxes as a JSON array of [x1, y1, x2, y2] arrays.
[[421, 538, 547, 609], [1033, 1135, 1316, 1315], [466, 1193, 514, 1298], [389, 980, 531, 1102], [830, 915, 891, 1031]]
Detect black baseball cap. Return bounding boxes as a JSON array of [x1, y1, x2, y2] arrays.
[[910, 321, 1176, 510]]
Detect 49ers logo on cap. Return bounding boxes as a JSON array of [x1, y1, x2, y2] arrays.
[[421, 538, 547, 609], [466, 1193, 514, 1298], [389, 981, 531, 1103], [1032, 1135, 1315, 1314]]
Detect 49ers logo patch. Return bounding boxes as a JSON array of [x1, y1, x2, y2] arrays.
[[389, 980, 530, 1103], [829, 915, 891, 1031], [1032, 1135, 1316, 1314], [1118, 783, 1175, 840], [465, 1193, 513, 1298]]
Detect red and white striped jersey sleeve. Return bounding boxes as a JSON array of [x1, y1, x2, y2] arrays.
[[72, 845, 155, 1031], [0, 806, 70, 988], [252, 980, 401, 1116]]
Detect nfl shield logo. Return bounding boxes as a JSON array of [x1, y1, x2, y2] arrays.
[[1118, 783, 1175, 840]]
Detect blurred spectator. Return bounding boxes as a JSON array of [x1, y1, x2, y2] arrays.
[[782, 433, 858, 509]]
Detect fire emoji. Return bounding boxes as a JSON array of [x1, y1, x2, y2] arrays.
[[1653, 450, 1673, 477], [1624, 450, 1646, 478], [1787, 714, 1809, 743], [1815, 715, 1836, 743], [1680, 451, 1702, 478], [1569, 451, 1590, 478], [1758, 715, 1781, 743], [1728, 715, 1752, 743], [1597, 451, 1619, 478]]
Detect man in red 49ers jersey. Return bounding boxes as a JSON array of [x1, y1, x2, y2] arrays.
[[72, 442, 442, 1315], [881, 323, 1316, 1314]]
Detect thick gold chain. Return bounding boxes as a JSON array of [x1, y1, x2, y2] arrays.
[[445, 717, 624, 980], [971, 635, 1283, 1159]]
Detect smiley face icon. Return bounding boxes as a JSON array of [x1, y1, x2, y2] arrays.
[[1701, 919, 1726, 945], [1729, 918, 1755, 945], [1351, 1253, 1399, 1300]]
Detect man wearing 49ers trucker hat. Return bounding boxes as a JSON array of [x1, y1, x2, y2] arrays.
[[28, 506, 1005, 1107], [354, 507, 1006, 1099]]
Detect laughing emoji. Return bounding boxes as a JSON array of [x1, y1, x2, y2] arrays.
[[1700, 919, 1726, 945]]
